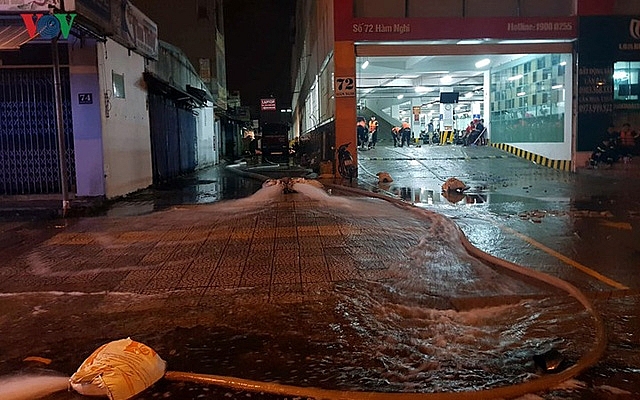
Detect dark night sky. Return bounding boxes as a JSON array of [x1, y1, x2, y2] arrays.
[[224, 0, 296, 116]]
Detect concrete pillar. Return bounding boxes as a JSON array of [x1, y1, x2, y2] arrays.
[[334, 41, 357, 174], [391, 104, 400, 121]]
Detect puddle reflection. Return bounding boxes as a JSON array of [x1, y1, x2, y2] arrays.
[[387, 186, 488, 206]]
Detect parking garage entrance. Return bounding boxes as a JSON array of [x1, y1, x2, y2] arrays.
[[354, 43, 574, 165]]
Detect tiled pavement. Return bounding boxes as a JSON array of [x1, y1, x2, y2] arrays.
[[0, 186, 547, 312]]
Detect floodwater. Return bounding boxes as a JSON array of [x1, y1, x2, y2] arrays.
[[0, 375, 69, 400], [101, 166, 265, 217], [0, 180, 603, 399]]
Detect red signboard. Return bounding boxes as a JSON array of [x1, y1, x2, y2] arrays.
[[333, 0, 577, 42], [335, 16, 577, 42], [260, 98, 277, 111]]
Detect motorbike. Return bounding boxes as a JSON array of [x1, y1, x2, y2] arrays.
[[337, 142, 357, 182]]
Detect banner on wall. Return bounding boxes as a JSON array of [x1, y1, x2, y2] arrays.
[[577, 15, 640, 152]]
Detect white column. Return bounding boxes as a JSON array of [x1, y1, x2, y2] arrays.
[[391, 104, 400, 120], [484, 70, 491, 139]]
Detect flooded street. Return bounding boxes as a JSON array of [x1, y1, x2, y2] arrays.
[[0, 145, 639, 399]]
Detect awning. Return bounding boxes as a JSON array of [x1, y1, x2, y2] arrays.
[[144, 72, 208, 109], [0, 24, 34, 50]]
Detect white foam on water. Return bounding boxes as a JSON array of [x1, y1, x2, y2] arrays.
[[292, 182, 355, 209], [332, 274, 591, 391], [0, 375, 69, 400], [211, 182, 284, 213]]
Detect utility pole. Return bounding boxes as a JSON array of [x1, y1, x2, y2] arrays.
[[52, 36, 70, 217]]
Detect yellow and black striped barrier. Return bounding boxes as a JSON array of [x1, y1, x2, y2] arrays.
[[439, 130, 454, 145], [492, 143, 572, 171]]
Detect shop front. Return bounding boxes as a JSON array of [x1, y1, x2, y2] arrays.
[[331, 0, 577, 171]]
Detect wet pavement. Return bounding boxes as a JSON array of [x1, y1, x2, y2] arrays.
[[0, 144, 639, 399]]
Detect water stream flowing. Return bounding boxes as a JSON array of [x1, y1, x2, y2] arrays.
[[0, 375, 69, 400], [0, 180, 599, 399]]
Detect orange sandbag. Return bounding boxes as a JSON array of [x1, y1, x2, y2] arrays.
[[69, 338, 166, 400]]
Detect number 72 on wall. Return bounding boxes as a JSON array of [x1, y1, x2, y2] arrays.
[[335, 76, 355, 97]]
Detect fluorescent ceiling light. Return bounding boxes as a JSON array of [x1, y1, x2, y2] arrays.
[[498, 39, 568, 44], [361, 60, 369, 69], [475, 58, 491, 68], [464, 92, 474, 98], [415, 86, 432, 93], [516, 91, 526, 96], [397, 94, 404, 99], [559, 61, 567, 66], [552, 84, 563, 89], [457, 39, 483, 45], [440, 75, 453, 84], [508, 74, 523, 81]]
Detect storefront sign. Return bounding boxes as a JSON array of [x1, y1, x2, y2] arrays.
[[577, 67, 613, 114], [21, 13, 76, 39], [260, 98, 277, 111], [199, 58, 211, 83], [333, 0, 576, 41], [0, 0, 59, 12], [123, 2, 158, 59], [338, 16, 576, 42], [618, 18, 640, 51]]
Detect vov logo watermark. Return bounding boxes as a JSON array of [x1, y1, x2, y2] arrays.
[[630, 18, 640, 40], [20, 13, 77, 40]]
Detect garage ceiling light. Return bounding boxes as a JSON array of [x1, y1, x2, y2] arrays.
[[475, 58, 491, 68], [440, 75, 453, 84], [508, 74, 523, 81], [457, 39, 483, 45], [361, 60, 369, 69]]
